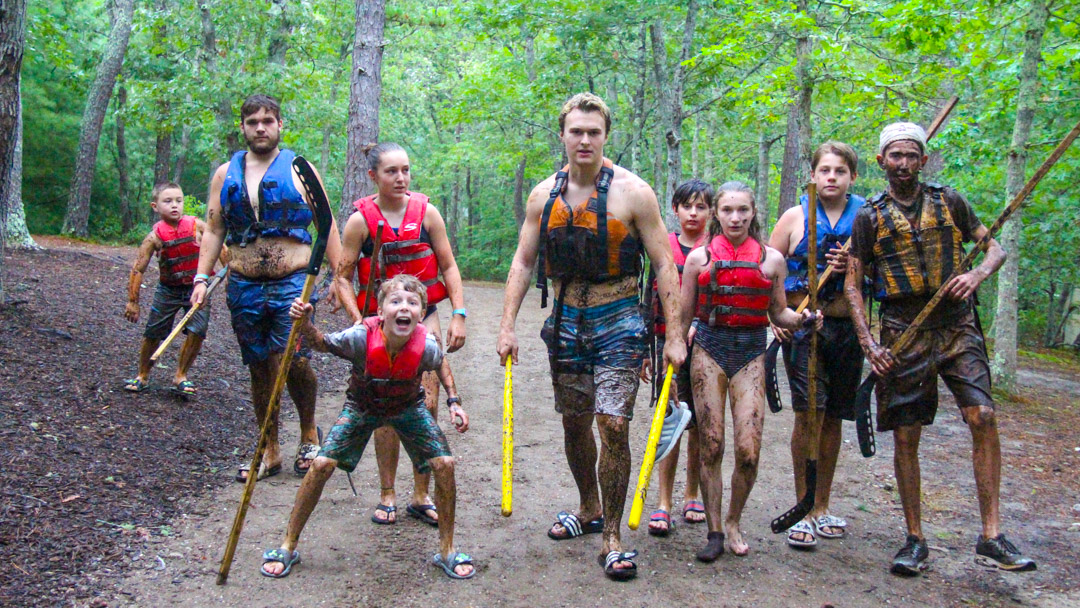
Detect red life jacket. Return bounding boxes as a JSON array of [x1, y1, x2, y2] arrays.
[[353, 193, 448, 315], [154, 216, 200, 286], [653, 232, 699, 334], [348, 316, 429, 416], [695, 235, 772, 328]]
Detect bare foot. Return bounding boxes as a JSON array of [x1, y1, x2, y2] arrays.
[[683, 499, 706, 523], [724, 520, 749, 556]]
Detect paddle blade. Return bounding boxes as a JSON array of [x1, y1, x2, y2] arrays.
[[292, 156, 334, 276], [855, 373, 877, 457], [771, 459, 817, 533], [764, 340, 783, 413]]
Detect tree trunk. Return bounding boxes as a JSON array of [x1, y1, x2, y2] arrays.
[[449, 124, 462, 248], [321, 43, 350, 176], [199, 0, 239, 156], [268, 0, 291, 67], [650, 0, 697, 228], [512, 29, 535, 229], [172, 124, 191, 184], [1046, 282, 1073, 346], [154, 132, 171, 186], [3, 65, 35, 249], [756, 130, 774, 232], [691, 121, 699, 178], [777, 102, 801, 215], [794, 0, 813, 180], [115, 83, 133, 234], [340, 0, 385, 222], [992, 0, 1047, 390], [703, 116, 715, 182], [0, 0, 26, 303], [630, 23, 648, 174], [61, 0, 135, 237]]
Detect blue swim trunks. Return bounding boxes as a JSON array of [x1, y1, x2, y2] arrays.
[[319, 403, 451, 474], [225, 270, 319, 365], [540, 296, 648, 374]]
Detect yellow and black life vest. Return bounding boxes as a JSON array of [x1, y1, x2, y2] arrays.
[[535, 158, 643, 307], [870, 183, 964, 300]]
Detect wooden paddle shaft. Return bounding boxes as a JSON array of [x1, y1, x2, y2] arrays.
[[217, 273, 317, 585], [805, 183, 821, 461]]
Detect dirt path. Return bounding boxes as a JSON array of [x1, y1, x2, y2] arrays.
[[105, 281, 1080, 608]]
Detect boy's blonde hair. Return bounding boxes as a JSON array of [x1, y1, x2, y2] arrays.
[[151, 181, 183, 203], [377, 275, 428, 312], [811, 141, 859, 175], [558, 93, 612, 135]]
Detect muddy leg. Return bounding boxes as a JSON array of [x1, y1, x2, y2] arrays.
[[650, 433, 680, 534], [173, 333, 204, 384], [724, 356, 765, 556], [246, 357, 282, 478], [684, 427, 703, 518], [286, 357, 320, 447], [135, 337, 159, 382], [431, 455, 473, 577], [811, 416, 843, 523], [411, 311, 444, 521], [262, 456, 337, 576], [893, 424, 923, 539], [691, 348, 728, 534], [560, 411, 601, 525], [964, 405, 1001, 539], [596, 414, 631, 558], [372, 427, 399, 521]]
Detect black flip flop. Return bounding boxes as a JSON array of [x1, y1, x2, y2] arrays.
[[371, 503, 397, 525], [407, 503, 438, 527]]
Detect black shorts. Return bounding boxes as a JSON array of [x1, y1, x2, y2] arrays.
[[144, 283, 209, 341], [781, 316, 864, 420], [875, 310, 994, 432]]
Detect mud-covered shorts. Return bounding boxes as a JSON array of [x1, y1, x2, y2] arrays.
[[144, 283, 209, 340], [318, 402, 451, 474], [875, 310, 994, 432], [541, 296, 647, 419], [781, 316, 864, 420], [226, 270, 318, 365]]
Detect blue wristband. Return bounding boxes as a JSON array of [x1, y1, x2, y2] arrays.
[[452, 308, 467, 318]]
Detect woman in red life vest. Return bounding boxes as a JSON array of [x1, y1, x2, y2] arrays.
[[678, 181, 820, 561], [334, 143, 467, 527], [644, 179, 712, 536]]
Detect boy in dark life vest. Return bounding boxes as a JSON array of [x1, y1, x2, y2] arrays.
[[260, 275, 474, 580], [643, 179, 713, 537], [334, 142, 466, 528], [844, 122, 1035, 575], [498, 93, 687, 580], [123, 182, 225, 396], [768, 141, 866, 549], [679, 181, 821, 562], [191, 94, 341, 483]]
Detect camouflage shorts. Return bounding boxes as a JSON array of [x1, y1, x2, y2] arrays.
[[318, 403, 451, 474]]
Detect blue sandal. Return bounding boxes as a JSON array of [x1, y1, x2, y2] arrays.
[[432, 551, 475, 580], [260, 548, 301, 578]]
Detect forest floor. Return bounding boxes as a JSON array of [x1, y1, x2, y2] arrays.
[[2, 239, 1079, 608]]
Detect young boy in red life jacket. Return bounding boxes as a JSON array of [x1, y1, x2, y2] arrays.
[[261, 274, 475, 580], [643, 178, 713, 537], [123, 182, 226, 396]]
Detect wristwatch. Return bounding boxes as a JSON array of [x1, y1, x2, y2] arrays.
[[446, 397, 461, 408], [452, 308, 467, 318]]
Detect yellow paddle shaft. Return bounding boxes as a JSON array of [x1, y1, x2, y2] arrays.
[[500, 360, 514, 517], [627, 364, 674, 530]]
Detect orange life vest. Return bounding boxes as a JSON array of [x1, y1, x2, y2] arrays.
[[695, 235, 772, 328], [536, 158, 643, 307], [347, 316, 429, 416], [353, 193, 448, 315], [154, 216, 200, 286]]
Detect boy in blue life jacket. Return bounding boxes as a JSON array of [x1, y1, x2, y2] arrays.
[[769, 142, 865, 549], [259, 274, 475, 580]]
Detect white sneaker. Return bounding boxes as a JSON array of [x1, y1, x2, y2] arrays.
[[655, 401, 692, 463]]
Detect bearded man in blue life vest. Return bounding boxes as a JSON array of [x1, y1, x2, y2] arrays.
[[844, 122, 1035, 576], [496, 92, 687, 581], [191, 94, 341, 483]]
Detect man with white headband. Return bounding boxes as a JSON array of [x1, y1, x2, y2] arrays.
[[843, 121, 1036, 576]]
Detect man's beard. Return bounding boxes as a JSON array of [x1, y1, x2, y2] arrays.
[[245, 133, 279, 154]]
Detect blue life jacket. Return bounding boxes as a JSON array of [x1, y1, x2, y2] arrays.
[[220, 148, 313, 247], [784, 192, 865, 301]]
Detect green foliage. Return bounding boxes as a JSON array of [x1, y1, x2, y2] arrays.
[[20, 0, 1080, 344]]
